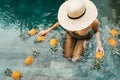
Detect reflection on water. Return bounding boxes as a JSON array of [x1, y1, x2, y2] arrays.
[[0, 0, 120, 80]]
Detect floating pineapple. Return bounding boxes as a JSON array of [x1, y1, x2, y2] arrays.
[[24, 56, 34, 65], [28, 28, 37, 36], [34, 36, 45, 43], [24, 51, 40, 65], [108, 38, 117, 47], [90, 50, 104, 70], [37, 36, 45, 42], [4, 68, 22, 80], [50, 38, 58, 52], [95, 50, 104, 60], [110, 28, 119, 36], [50, 38, 58, 47], [93, 50, 104, 70]]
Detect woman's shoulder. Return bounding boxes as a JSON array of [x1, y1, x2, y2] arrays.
[[92, 19, 99, 26]]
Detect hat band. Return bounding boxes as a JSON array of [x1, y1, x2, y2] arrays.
[[67, 9, 86, 19]]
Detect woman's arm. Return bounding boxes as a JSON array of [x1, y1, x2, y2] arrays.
[[38, 22, 60, 36], [47, 22, 60, 31], [92, 19, 101, 45], [92, 19, 104, 54]]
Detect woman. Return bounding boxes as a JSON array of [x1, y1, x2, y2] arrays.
[[38, 0, 104, 62]]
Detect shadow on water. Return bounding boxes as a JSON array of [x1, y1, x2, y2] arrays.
[[0, 0, 120, 80]]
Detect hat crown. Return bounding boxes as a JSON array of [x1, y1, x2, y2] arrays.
[[67, 0, 86, 18]]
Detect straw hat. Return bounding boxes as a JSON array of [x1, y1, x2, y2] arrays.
[[58, 0, 98, 31]]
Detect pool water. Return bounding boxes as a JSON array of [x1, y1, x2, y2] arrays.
[[0, 0, 120, 80]]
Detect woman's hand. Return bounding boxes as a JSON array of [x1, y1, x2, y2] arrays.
[[38, 22, 59, 36], [96, 44, 104, 56], [38, 29, 50, 36]]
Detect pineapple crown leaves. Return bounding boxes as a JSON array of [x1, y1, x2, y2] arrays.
[[4, 68, 12, 76], [32, 51, 40, 58]]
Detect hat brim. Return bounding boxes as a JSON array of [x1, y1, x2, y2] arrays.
[[58, 0, 98, 31]]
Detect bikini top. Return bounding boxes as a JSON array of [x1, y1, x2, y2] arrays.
[[68, 29, 95, 40]]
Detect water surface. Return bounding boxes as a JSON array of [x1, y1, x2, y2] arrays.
[[0, 0, 120, 80]]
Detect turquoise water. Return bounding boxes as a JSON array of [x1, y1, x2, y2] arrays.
[[0, 0, 120, 80]]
